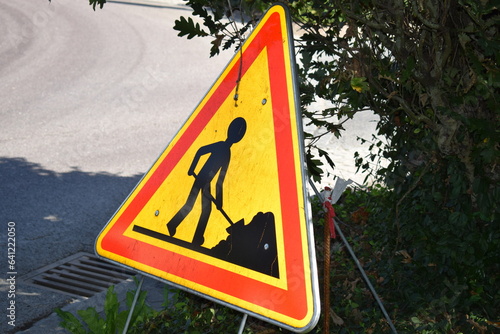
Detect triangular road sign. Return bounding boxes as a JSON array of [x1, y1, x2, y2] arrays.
[[96, 4, 320, 332]]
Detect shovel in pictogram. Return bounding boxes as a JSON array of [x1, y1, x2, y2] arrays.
[[203, 189, 245, 233]]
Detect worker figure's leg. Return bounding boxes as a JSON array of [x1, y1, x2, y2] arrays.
[[192, 186, 212, 246], [167, 183, 201, 237]]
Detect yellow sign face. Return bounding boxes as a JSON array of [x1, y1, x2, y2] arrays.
[[96, 4, 319, 332]]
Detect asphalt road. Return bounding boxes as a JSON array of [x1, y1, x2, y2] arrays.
[[0, 0, 231, 331], [0, 0, 379, 331]]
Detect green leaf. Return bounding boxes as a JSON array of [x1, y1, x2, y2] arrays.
[[55, 308, 86, 334], [210, 34, 225, 57], [77, 307, 105, 333], [401, 56, 416, 82], [306, 152, 324, 182], [104, 286, 119, 334], [317, 148, 336, 170], [173, 17, 209, 39], [350, 76, 369, 92], [411, 316, 422, 324], [89, 0, 106, 10]]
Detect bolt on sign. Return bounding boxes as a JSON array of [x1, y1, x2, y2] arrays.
[[95, 4, 320, 332]]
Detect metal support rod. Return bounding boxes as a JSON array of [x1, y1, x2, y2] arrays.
[[122, 275, 145, 334], [323, 212, 331, 334], [333, 218, 398, 334], [308, 179, 398, 334], [238, 313, 248, 334]]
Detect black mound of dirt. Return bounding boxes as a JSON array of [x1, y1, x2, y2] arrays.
[[211, 212, 279, 278]]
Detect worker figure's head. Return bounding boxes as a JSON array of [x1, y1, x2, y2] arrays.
[[226, 117, 247, 145]]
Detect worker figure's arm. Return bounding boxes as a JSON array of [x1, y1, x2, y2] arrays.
[[188, 144, 212, 176]]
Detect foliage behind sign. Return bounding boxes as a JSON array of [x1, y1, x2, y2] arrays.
[[171, 0, 499, 332]]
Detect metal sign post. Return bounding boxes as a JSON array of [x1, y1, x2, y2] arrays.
[[238, 313, 248, 334], [122, 275, 144, 334]]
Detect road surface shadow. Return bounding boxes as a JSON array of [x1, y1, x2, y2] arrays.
[[0, 157, 142, 332], [0, 157, 142, 274]]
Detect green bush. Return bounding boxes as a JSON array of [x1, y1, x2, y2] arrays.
[[56, 281, 154, 334], [136, 288, 250, 334], [316, 185, 500, 333], [56, 283, 258, 334]]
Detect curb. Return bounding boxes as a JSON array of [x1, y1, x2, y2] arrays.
[[17, 276, 167, 333]]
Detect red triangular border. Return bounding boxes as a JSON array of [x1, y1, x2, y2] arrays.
[[97, 5, 317, 331]]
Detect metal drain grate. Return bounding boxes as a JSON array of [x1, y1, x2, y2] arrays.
[[22, 252, 135, 298]]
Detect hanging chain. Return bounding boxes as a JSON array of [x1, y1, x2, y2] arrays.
[[226, 0, 246, 106]]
